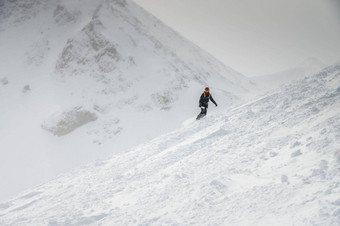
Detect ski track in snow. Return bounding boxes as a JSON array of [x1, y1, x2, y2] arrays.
[[0, 65, 339, 225]]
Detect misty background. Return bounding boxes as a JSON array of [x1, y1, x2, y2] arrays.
[[134, 0, 340, 77]]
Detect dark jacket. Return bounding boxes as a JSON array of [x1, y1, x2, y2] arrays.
[[199, 92, 217, 108]]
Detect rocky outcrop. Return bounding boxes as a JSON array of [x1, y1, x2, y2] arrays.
[[42, 106, 98, 136]]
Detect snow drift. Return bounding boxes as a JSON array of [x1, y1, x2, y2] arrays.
[[1, 64, 339, 225]]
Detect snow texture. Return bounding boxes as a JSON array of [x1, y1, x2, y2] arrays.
[[1, 64, 339, 225]]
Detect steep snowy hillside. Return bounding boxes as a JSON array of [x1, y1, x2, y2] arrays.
[[0, 0, 256, 201], [1, 64, 339, 225]]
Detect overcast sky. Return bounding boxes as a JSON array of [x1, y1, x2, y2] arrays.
[[133, 0, 340, 77]]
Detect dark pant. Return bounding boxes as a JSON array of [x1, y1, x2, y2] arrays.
[[196, 106, 207, 120]]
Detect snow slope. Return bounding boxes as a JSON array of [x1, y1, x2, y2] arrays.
[[0, 0, 256, 201], [253, 57, 326, 91], [1, 64, 339, 225]]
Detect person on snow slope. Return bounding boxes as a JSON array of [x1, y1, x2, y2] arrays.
[[197, 87, 217, 120]]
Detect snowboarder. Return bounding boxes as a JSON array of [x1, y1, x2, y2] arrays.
[[196, 87, 217, 120]]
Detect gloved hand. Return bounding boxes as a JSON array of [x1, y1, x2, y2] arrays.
[[215, 103, 218, 107]]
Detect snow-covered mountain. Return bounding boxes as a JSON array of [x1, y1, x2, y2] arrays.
[[253, 57, 326, 91], [1, 63, 339, 225], [0, 0, 256, 201]]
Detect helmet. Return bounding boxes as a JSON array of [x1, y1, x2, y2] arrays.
[[205, 87, 209, 92]]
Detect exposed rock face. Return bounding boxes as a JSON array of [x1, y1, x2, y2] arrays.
[[53, 4, 77, 25], [42, 106, 98, 136], [1, 77, 8, 85], [152, 91, 176, 111], [22, 85, 31, 93], [56, 19, 120, 79]]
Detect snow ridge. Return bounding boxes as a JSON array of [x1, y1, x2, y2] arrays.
[[1, 64, 339, 225]]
